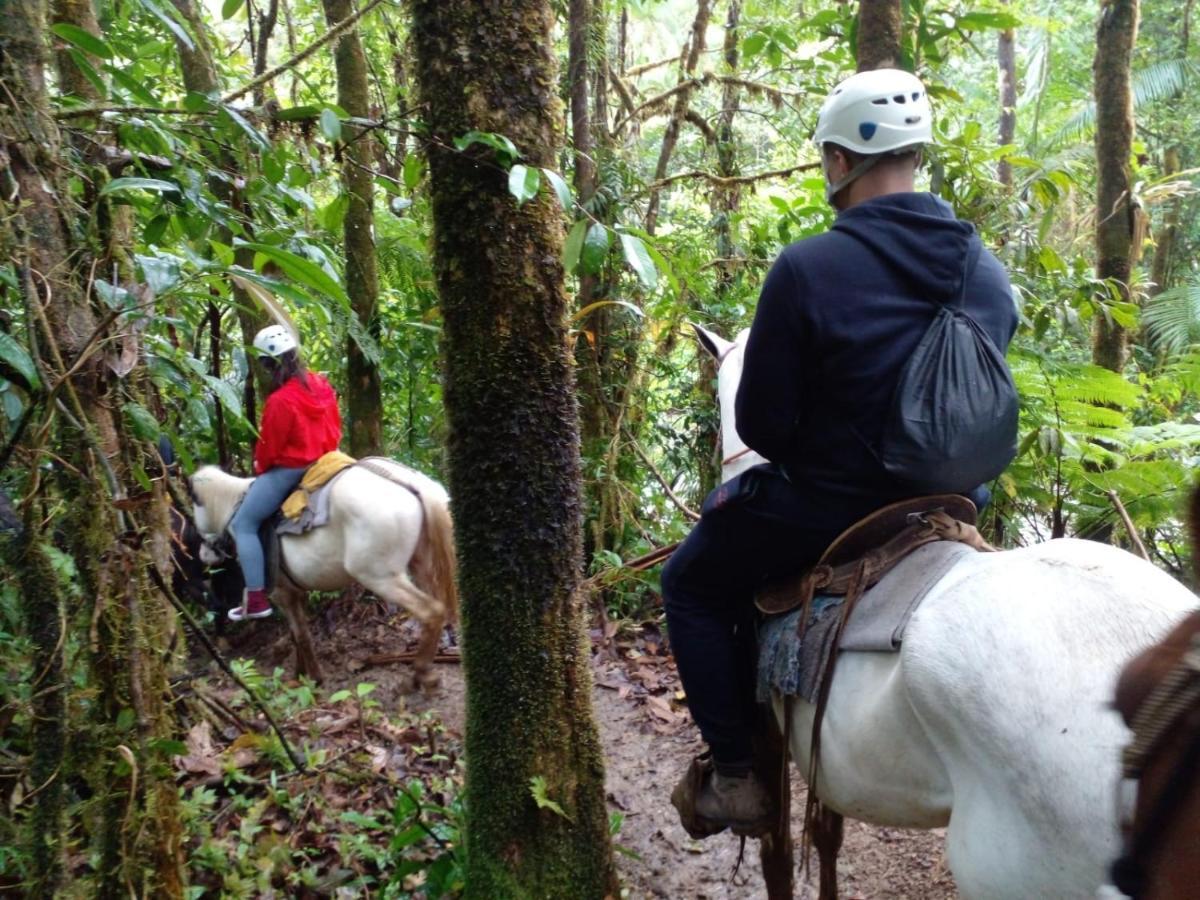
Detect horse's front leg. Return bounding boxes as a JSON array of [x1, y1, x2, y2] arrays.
[[411, 608, 445, 693], [275, 587, 324, 683]]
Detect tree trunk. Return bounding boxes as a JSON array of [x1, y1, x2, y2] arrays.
[[856, 0, 902, 71], [1149, 146, 1180, 298], [411, 1, 618, 896], [1092, 0, 1139, 373], [0, 2, 185, 895], [997, 0, 1016, 189], [323, 0, 383, 455], [644, 0, 712, 235]]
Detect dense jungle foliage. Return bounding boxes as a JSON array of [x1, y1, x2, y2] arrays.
[[0, 0, 1197, 894]]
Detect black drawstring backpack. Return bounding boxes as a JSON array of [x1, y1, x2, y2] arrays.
[[879, 240, 1019, 494]]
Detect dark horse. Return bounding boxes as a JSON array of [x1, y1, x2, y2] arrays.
[[1113, 487, 1200, 899]]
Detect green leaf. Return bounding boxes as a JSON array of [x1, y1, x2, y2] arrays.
[[100, 177, 179, 197], [67, 50, 107, 97], [137, 254, 182, 294], [581, 223, 611, 275], [0, 332, 40, 390], [139, 0, 195, 50], [107, 66, 159, 105], [237, 242, 348, 306], [541, 168, 573, 210], [203, 374, 243, 419], [507, 164, 541, 206], [50, 23, 114, 59], [453, 130, 518, 165], [529, 776, 573, 821], [618, 232, 657, 291], [221, 0, 245, 18], [274, 104, 321, 121], [741, 33, 767, 58], [123, 402, 161, 441], [221, 106, 270, 150], [956, 11, 1021, 31], [329, 689, 352, 703], [320, 108, 342, 142], [402, 153, 424, 190], [562, 219, 588, 273]]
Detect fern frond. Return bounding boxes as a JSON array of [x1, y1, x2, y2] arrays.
[[1144, 279, 1200, 357]]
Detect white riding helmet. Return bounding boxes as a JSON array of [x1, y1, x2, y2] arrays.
[[813, 68, 933, 155], [252, 324, 298, 358]]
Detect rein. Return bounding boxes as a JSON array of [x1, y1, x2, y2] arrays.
[[1113, 633, 1200, 896], [722, 447, 753, 467]]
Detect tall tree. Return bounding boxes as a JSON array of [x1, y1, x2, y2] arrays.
[[323, 0, 383, 455], [1, 3, 185, 895], [856, 0, 902, 70], [411, 0, 618, 895], [1093, 0, 1140, 372]]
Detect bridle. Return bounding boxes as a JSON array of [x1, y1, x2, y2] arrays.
[[1112, 633, 1200, 897]]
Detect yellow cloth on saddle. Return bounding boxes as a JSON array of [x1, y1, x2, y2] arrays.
[[280, 451, 356, 519]]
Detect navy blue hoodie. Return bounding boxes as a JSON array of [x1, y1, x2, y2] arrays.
[[734, 192, 1017, 515]]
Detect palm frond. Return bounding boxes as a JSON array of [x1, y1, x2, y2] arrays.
[[1143, 279, 1200, 357], [1049, 58, 1196, 148]]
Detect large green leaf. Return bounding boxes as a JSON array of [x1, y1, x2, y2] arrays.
[[618, 232, 657, 291], [581, 223, 611, 275], [139, 0, 195, 50], [320, 108, 342, 143], [507, 165, 541, 206], [562, 220, 588, 273], [541, 168, 573, 210], [100, 177, 179, 197], [50, 23, 113, 59], [0, 332, 40, 391], [236, 242, 348, 306]]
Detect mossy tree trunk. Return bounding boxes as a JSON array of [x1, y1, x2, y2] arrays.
[[0, 3, 185, 896], [1092, 0, 1139, 373], [411, 1, 618, 895], [323, 0, 383, 454], [856, 0, 902, 70]]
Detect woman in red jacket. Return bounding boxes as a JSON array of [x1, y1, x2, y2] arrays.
[[228, 325, 342, 622]]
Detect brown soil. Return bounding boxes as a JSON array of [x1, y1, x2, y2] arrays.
[[218, 602, 958, 898]]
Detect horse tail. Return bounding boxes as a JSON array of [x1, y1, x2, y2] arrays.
[[414, 487, 460, 626]]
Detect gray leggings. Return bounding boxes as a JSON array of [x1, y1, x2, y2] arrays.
[[230, 466, 306, 590]]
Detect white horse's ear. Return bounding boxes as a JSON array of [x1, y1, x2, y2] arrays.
[[693, 323, 736, 362]]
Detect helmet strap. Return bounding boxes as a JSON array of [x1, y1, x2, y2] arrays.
[[824, 153, 883, 205]]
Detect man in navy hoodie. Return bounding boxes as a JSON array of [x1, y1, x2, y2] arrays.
[[664, 69, 1018, 835]]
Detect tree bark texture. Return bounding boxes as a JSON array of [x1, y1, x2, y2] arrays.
[[856, 0, 902, 71], [411, 2, 618, 896], [323, 0, 383, 455], [0, 2, 185, 895], [997, 0, 1016, 189], [644, 0, 712, 235], [1092, 0, 1139, 372]]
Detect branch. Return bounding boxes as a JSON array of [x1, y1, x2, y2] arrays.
[[1107, 489, 1150, 561], [645, 160, 819, 192], [685, 109, 716, 143], [606, 61, 638, 118], [146, 564, 308, 773], [625, 433, 699, 521], [613, 78, 700, 134], [221, 0, 388, 104]]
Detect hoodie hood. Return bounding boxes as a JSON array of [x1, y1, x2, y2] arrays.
[[284, 372, 338, 420], [833, 192, 975, 301]]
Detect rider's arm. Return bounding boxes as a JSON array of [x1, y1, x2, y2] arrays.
[[735, 252, 810, 463], [253, 392, 290, 475]]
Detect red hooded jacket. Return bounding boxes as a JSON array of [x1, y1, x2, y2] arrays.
[[253, 372, 342, 474]]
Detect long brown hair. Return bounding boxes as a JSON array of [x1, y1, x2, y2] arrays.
[[261, 349, 309, 394]]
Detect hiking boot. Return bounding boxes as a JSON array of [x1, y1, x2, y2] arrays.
[[672, 754, 775, 839], [695, 768, 774, 837], [228, 588, 272, 622]]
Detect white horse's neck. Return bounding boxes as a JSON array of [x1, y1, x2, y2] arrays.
[[715, 333, 767, 483], [192, 466, 253, 535]]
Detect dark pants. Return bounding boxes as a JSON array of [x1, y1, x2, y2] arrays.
[[662, 463, 990, 770]]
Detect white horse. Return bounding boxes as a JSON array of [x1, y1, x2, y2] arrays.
[[190, 460, 458, 689], [694, 324, 1194, 899]]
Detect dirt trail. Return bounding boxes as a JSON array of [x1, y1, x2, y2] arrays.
[[230, 610, 957, 898]]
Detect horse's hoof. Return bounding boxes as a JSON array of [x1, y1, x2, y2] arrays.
[[413, 669, 441, 692]]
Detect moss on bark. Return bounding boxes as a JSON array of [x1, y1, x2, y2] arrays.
[[411, 1, 618, 895], [855, 0, 903, 71]]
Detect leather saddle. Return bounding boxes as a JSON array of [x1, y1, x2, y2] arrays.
[[755, 494, 989, 616]]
